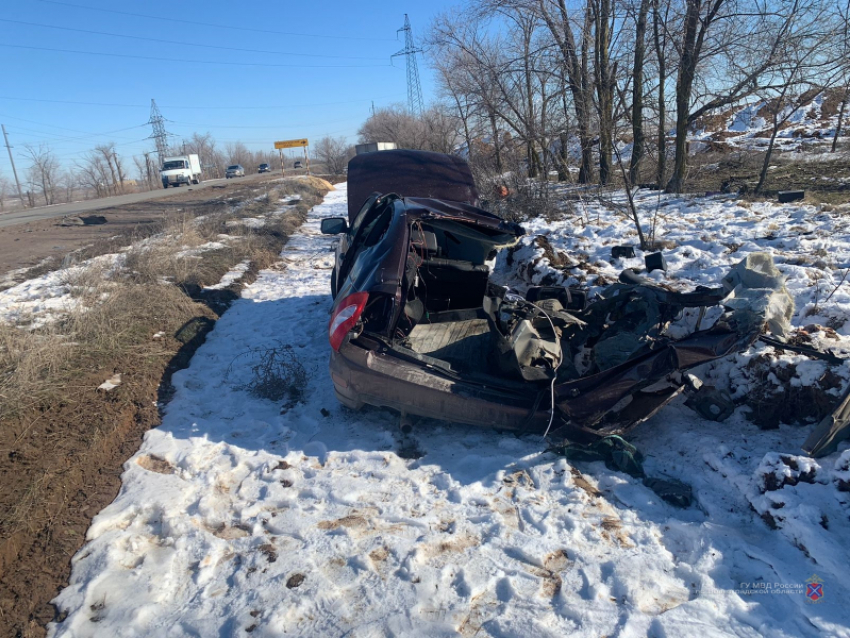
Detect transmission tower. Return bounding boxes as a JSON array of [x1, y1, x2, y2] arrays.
[[392, 14, 424, 116], [148, 99, 170, 163]]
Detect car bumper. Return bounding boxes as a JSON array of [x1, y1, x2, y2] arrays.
[[329, 340, 550, 431]]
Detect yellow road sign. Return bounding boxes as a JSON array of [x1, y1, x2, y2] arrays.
[[274, 138, 309, 149]]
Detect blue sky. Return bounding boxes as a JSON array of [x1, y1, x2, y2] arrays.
[[0, 0, 458, 175]]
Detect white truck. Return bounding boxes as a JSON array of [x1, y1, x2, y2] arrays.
[[161, 154, 202, 188]]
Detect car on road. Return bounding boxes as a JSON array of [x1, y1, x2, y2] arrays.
[[294, 160, 302, 169], [320, 149, 787, 442], [226, 165, 245, 178], [258, 163, 271, 173]]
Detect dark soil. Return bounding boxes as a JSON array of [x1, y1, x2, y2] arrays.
[[0, 336, 209, 637]]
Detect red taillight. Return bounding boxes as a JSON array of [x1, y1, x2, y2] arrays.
[[329, 292, 369, 351]]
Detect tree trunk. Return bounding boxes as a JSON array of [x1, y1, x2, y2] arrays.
[[630, 0, 651, 185], [653, 0, 668, 185], [594, 0, 614, 185], [490, 111, 503, 174], [523, 27, 538, 179], [539, 0, 595, 183], [832, 86, 849, 153], [114, 151, 126, 193], [665, 0, 700, 193]]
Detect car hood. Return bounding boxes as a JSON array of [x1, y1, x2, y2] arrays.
[[403, 197, 524, 244]]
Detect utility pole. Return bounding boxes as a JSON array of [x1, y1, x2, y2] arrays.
[[392, 15, 424, 116], [143, 152, 153, 189], [2, 124, 25, 206]]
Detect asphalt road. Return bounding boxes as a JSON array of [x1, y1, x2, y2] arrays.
[[0, 173, 279, 229]]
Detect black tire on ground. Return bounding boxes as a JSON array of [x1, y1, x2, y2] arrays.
[[163, 183, 168, 189]]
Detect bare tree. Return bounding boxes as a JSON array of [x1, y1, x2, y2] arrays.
[[23, 144, 59, 206], [185, 133, 224, 178], [665, 0, 824, 192], [358, 104, 462, 153], [76, 151, 111, 198], [225, 141, 251, 168], [536, 0, 596, 183], [133, 154, 159, 191], [0, 175, 11, 211], [312, 136, 354, 174]]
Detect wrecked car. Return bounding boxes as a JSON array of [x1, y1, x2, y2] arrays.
[[321, 149, 799, 446]]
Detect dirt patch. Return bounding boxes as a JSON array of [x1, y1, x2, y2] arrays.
[[683, 153, 850, 204], [136, 454, 175, 475], [317, 515, 369, 531], [285, 573, 306, 589]]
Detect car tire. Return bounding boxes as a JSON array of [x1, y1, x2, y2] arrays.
[[163, 184, 168, 189]]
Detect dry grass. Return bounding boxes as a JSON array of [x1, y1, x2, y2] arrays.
[[0, 178, 327, 422], [0, 284, 198, 419]]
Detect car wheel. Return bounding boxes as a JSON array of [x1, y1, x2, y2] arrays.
[[163, 183, 168, 189]]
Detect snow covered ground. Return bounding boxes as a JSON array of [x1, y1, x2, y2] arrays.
[[0, 253, 123, 326], [47, 185, 849, 637]]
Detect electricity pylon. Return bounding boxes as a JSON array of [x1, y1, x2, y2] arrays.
[[148, 99, 170, 163], [392, 14, 424, 116]]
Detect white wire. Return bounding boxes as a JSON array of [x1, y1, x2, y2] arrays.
[[524, 299, 562, 439]]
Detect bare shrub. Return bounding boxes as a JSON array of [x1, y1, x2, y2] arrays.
[[227, 345, 307, 407]]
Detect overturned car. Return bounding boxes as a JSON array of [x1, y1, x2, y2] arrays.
[[321, 150, 800, 446]]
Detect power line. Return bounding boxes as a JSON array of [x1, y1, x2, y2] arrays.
[[2, 121, 147, 143], [0, 18, 389, 61], [35, 0, 398, 42], [0, 95, 405, 110], [0, 44, 394, 69], [52, 137, 152, 160], [0, 112, 147, 138], [166, 117, 365, 130]]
